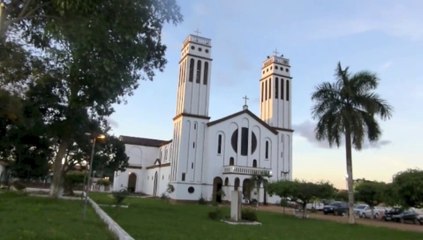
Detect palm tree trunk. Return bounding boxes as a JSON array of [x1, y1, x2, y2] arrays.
[[345, 130, 355, 224]]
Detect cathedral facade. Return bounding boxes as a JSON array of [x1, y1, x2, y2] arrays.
[[112, 34, 293, 203]]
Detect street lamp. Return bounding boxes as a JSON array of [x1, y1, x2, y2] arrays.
[[0, 2, 5, 36], [83, 133, 106, 219]]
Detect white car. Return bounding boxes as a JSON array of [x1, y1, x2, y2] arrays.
[[353, 204, 369, 215], [357, 206, 386, 219]]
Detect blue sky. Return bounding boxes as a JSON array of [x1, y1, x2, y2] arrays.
[[111, 0, 423, 188]]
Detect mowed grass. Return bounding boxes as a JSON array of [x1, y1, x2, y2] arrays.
[[91, 193, 422, 240], [0, 191, 115, 240]]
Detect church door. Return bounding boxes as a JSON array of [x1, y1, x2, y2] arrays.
[[234, 177, 240, 191], [242, 179, 252, 201], [212, 177, 223, 203], [128, 173, 137, 193], [153, 171, 158, 197]]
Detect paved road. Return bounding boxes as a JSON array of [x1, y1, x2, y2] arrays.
[[258, 205, 423, 233]]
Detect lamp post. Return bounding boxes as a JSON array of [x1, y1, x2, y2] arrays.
[[0, 1, 5, 37], [83, 133, 106, 219]]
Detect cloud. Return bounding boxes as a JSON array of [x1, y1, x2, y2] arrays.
[[294, 120, 391, 149], [306, 2, 423, 41], [293, 120, 332, 148]]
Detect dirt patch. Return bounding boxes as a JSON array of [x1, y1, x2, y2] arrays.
[[258, 205, 423, 233]]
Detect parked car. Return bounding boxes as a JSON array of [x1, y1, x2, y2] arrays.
[[357, 206, 386, 219], [306, 201, 325, 211], [323, 202, 348, 216], [384, 208, 403, 221], [353, 204, 369, 216], [392, 208, 423, 224]]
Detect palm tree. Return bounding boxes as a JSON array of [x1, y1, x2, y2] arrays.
[[311, 62, 392, 224], [250, 173, 270, 207]]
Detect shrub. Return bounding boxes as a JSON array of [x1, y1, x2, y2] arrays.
[[64, 171, 85, 195], [12, 181, 26, 191], [198, 196, 207, 205], [208, 208, 223, 220], [167, 184, 175, 193], [112, 189, 129, 205], [96, 178, 111, 187], [241, 208, 258, 222], [160, 193, 170, 201]]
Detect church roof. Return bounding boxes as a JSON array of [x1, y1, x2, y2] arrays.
[[207, 109, 293, 134], [119, 135, 172, 147]]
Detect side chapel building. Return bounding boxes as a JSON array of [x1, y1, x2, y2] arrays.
[[112, 34, 293, 203]]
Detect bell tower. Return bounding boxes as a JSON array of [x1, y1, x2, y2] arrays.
[[259, 52, 293, 182], [170, 34, 212, 200], [259, 52, 292, 130], [175, 34, 212, 117]]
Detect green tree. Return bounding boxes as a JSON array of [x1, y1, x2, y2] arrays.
[[92, 135, 129, 181], [355, 180, 387, 218], [334, 189, 349, 202], [268, 180, 335, 218], [311, 62, 392, 223], [2, 0, 182, 197], [392, 169, 423, 208], [383, 183, 401, 207]]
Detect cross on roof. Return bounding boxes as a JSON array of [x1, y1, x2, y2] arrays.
[[243, 95, 249, 108], [194, 28, 201, 36], [273, 48, 279, 56]]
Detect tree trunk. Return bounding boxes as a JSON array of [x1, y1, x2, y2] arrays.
[[50, 140, 68, 198], [345, 130, 355, 224]]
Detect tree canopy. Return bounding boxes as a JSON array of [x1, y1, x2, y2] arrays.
[[391, 169, 423, 208], [268, 180, 335, 218], [355, 180, 387, 208], [1, 0, 182, 197]]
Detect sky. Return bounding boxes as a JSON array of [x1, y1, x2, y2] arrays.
[[110, 0, 423, 189]]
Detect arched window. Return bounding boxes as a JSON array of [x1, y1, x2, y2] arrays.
[[251, 132, 257, 154], [203, 62, 208, 85], [189, 59, 194, 82], [229, 157, 234, 166], [275, 77, 279, 98], [286, 80, 290, 101], [231, 130, 238, 152], [265, 141, 269, 159], [224, 177, 229, 186], [217, 134, 222, 154], [241, 127, 248, 156], [253, 159, 257, 168], [234, 178, 240, 190], [268, 78, 272, 99], [196, 60, 201, 83], [265, 81, 268, 100]]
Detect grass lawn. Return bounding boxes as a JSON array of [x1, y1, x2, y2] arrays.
[[0, 191, 115, 240], [91, 193, 422, 240]]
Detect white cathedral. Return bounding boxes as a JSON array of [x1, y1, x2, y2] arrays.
[[112, 34, 293, 204]]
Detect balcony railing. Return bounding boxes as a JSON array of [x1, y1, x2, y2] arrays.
[[223, 165, 271, 176]]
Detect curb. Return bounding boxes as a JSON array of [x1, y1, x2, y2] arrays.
[[88, 197, 134, 240]]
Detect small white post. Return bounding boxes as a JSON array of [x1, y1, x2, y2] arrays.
[[231, 190, 241, 221]]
